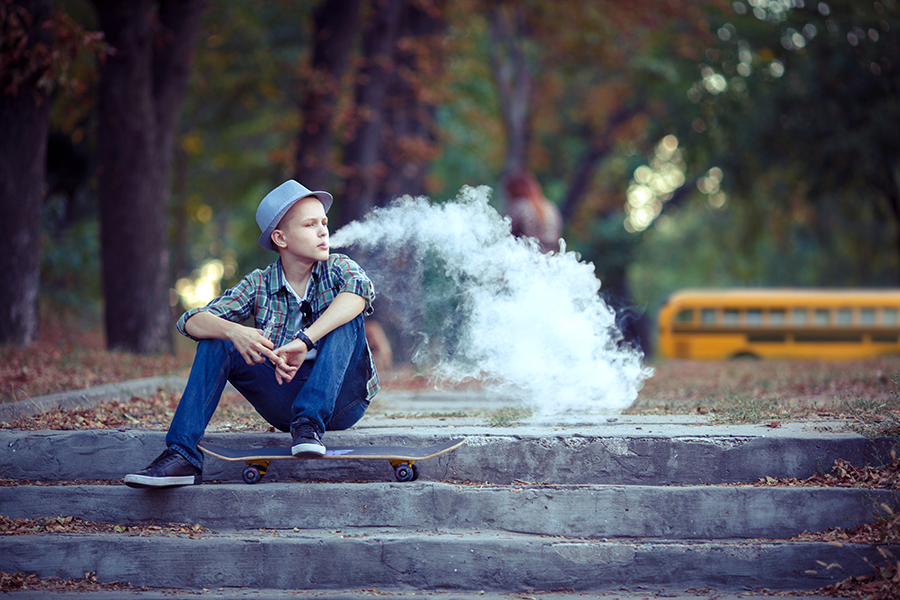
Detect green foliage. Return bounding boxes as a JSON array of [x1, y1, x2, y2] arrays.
[[430, 13, 504, 202], [174, 0, 316, 284], [668, 0, 900, 285], [39, 211, 101, 315]]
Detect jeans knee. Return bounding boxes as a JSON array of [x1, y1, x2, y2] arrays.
[[323, 314, 364, 345], [196, 337, 232, 357]]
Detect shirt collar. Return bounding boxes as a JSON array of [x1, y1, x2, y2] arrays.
[[271, 257, 324, 298]]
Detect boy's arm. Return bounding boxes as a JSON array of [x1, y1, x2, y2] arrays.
[[271, 292, 366, 384], [185, 311, 282, 367], [305, 292, 366, 344]]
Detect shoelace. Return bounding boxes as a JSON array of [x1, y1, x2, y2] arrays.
[[151, 449, 183, 468], [295, 424, 319, 440]]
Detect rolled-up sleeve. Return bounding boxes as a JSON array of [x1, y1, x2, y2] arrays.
[[326, 254, 375, 316], [176, 270, 261, 340]]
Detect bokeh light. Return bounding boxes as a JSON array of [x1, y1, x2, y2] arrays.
[[173, 258, 235, 309], [625, 135, 686, 233], [697, 167, 727, 208]]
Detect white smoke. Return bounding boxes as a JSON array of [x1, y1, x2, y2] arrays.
[[331, 185, 653, 419]]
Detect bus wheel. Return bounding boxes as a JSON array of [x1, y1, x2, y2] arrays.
[[730, 352, 760, 360]]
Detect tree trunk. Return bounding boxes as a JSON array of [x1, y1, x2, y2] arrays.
[[294, 0, 363, 190], [370, 1, 445, 364], [92, 0, 204, 354], [878, 154, 900, 286], [0, 0, 52, 345], [341, 0, 404, 224], [377, 0, 445, 202], [487, 5, 530, 180], [560, 104, 642, 222], [153, 0, 206, 203]]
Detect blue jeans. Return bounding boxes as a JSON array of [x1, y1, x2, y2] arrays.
[[166, 315, 372, 469]]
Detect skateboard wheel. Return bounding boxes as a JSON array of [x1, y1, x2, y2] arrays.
[[394, 464, 415, 482], [410, 463, 419, 481], [242, 466, 264, 484]]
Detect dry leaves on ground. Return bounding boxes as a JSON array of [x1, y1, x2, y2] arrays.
[[2, 388, 273, 432], [810, 563, 900, 600], [1, 571, 141, 593], [631, 357, 900, 420], [1, 342, 190, 404], [0, 515, 211, 538], [751, 456, 900, 490]]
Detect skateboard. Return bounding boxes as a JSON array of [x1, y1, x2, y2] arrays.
[[197, 438, 466, 484]]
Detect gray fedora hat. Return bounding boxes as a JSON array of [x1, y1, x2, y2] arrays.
[[256, 180, 334, 251]]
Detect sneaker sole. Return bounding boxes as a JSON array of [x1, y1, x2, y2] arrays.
[[291, 443, 326, 458], [123, 474, 202, 489]]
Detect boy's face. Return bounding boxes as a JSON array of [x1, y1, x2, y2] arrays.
[[271, 196, 329, 263]]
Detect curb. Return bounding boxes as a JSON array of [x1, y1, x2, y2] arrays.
[[0, 377, 187, 422]]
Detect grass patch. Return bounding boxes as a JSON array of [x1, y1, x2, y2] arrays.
[[706, 395, 794, 425], [844, 375, 900, 439], [487, 407, 532, 427], [378, 411, 472, 420]]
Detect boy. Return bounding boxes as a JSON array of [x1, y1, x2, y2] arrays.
[[125, 180, 379, 488]]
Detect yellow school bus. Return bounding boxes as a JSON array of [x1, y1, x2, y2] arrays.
[[658, 289, 900, 360]]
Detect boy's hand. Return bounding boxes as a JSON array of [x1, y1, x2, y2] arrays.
[[229, 324, 278, 366], [272, 339, 308, 385]]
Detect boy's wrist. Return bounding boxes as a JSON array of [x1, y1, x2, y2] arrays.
[[293, 329, 316, 351]]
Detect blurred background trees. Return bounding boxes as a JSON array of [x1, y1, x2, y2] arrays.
[[2, 0, 898, 357]]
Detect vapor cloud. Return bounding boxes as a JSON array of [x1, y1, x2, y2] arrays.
[[331, 186, 652, 420]]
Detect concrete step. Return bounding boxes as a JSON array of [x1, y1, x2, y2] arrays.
[[1, 482, 893, 540], [3, 403, 898, 595], [1, 529, 893, 593], [1, 424, 894, 485]]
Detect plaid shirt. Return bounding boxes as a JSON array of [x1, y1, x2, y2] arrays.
[[177, 253, 379, 400]]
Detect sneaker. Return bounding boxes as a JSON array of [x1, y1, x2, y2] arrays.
[[124, 448, 202, 488], [291, 423, 326, 457]]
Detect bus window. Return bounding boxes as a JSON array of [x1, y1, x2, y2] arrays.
[[701, 309, 716, 325], [885, 308, 899, 325], [837, 308, 852, 327], [769, 310, 786, 326], [747, 309, 763, 327], [792, 309, 807, 325], [723, 309, 739, 325], [814, 309, 830, 326], [861, 308, 876, 325], [675, 309, 693, 323]]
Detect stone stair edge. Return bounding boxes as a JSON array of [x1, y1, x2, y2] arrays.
[[2, 481, 896, 541], [3, 427, 896, 485], [0, 532, 894, 592]]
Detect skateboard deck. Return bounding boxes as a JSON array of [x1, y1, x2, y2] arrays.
[[198, 438, 466, 484]]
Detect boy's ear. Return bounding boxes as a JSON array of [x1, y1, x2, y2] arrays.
[[271, 229, 288, 250]]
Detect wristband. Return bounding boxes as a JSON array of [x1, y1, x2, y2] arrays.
[[293, 329, 316, 352]]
